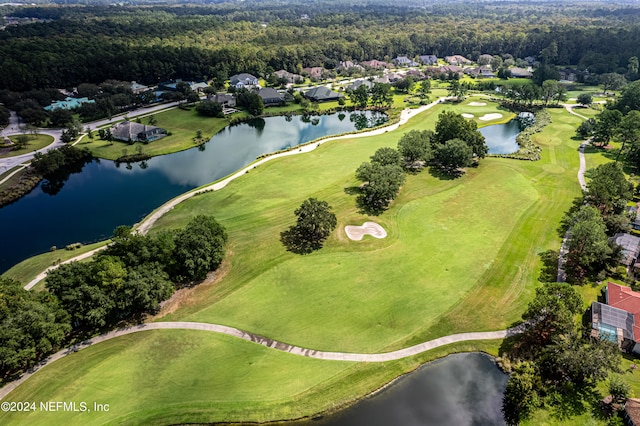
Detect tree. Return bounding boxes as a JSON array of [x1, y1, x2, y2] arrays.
[[355, 161, 406, 213], [613, 80, 640, 114], [173, 215, 227, 282], [434, 139, 473, 174], [601, 73, 627, 94], [532, 64, 560, 85], [48, 108, 74, 128], [349, 84, 369, 108], [541, 80, 559, 106], [370, 83, 393, 108], [576, 118, 596, 139], [370, 147, 402, 167], [502, 362, 541, 426], [434, 110, 488, 158], [593, 109, 623, 146], [576, 93, 593, 107], [196, 100, 224, 118], [393, 76, 414, 93], [564, 205, 614, 283], [0, 277, 71, 380], [609, 376, 632, 404], [617, 110, 640, 164], [447, 80, 467, 99], [397, 129, 433, 168], [417, 79, 431, 98], [585, 162, 633, 216], [280, 198, 337, 254]]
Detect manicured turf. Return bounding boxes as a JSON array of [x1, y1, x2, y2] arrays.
[[1, 98, 590, 424], [0, 329, 500, 426], [0, 134, 54, 158], [77, 108, 230, 160], [1, 241, 109, 289]]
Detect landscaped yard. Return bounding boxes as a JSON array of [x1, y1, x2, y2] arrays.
[[0, 99, 595, 424], [0, 134, 53, 158]]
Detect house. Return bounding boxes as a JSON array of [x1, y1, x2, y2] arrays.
[[111, 121, 166, 143], [419, 55, 438, 65], [524, 56, 537, 66], [157, 80, 208, 93], [130, 81, 149, 94], [347, 79, 374, 91], [274, 70, 303, 84], [206, 93, 236, 107], [257, 88, 286, 106], [628, 204, 640, 231], [189, 82, 209, 93], [559, 68, 578, 82], [338, 61, 364, 72], [44, 97, 95, 111], [464, 66, 495, 78], [405, 69, 426, 80], [591, 282, 640, 353], [302, 67, 324, 80], [509, 67, 533, 78], [229, 73, 260, 89], [444, 55, 472, 66], [361, 60, 389, 69], [304, 86, 343, 102], [625, 398, 640, 425], [394, 56, 419, 67], [611, 233, 640, 272]]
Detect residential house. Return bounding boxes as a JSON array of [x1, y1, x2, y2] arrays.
[[628, 204, 640, 231], [338, 61, 364, 72], [304, 86, 343, 102], [111, 121, 166, 143], [524, 56, 537, 66], [229, 73, 260, 89], [509, 67, 533, 78], [257, 88, 286, 106], [302, 67, 324, 80], [445, 55, 472, 66], [394, 56, 419, 67], [464, 66, 495, 78], [347, 79, 374, 91], [419, 55, 438, 65], [130, 81, 149, 94], [559, 68, 578, 82], [361, 60, 389, 69], [611, 233, 640, 274], [274, 70, 303, 84], [592, 282, 640, 353], [206, 93, 236, 107], [405, 69, 426, 80], [157, 79, 208, 93]]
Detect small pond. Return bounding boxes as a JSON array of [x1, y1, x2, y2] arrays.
[[292, 352, 508, 426], [0, 111, 386, 273], [480, 120, 521, 155]]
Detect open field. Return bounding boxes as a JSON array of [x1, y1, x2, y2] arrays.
[[0, 98, 591, 424], [0, 134, 53, 158], [0, 329, 501, 426]]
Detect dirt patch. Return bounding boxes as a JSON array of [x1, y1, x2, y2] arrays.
[[468, 102, 487, 106], [345, 222, 387, 241], [479, 113, 503, 121]]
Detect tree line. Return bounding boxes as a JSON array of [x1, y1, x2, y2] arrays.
[[0, 215, 227, 383]]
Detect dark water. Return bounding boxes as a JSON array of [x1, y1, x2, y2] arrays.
[[0, 111, 386, 273], [296, 353, 507, 426], [480, 120, 521, 155]]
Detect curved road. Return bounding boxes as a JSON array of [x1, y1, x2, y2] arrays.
[[3, 96, 545, 401], [0, 321, 526, 400]]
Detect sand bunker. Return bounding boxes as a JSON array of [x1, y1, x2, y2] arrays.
[[461, 113, 474, 118], [468, 102, 487, 106], [345, 222, 387, 241], [479, 113, 503, 121]]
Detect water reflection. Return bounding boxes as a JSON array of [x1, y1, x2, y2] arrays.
[[294, 353, 507, 426], [480, 120, 521, 155]]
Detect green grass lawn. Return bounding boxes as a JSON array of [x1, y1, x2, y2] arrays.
[[0, 134, 54, 158], [1, 241, 109, 289], [77, 108, 230, 160], [1, 99, 590, 424], [0, 329, 501, 426]]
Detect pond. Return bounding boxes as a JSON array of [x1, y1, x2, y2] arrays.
[[480, 120, 521, 155], [0, 111, 386, 273], [291, 352, 508, 426]]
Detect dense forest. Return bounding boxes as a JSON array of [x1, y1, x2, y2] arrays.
[[1, 1, 640, 91]]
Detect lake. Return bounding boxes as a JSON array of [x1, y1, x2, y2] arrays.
[[0, 111, 386, 273], [480, 120, 521, 155], [293, 353, 507, 426]]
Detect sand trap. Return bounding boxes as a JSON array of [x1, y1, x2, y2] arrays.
[[479, 113, 503, 121], [468, 102, 487, 106], [345, 222, 387, 241], [461, 113, 474, 118]]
